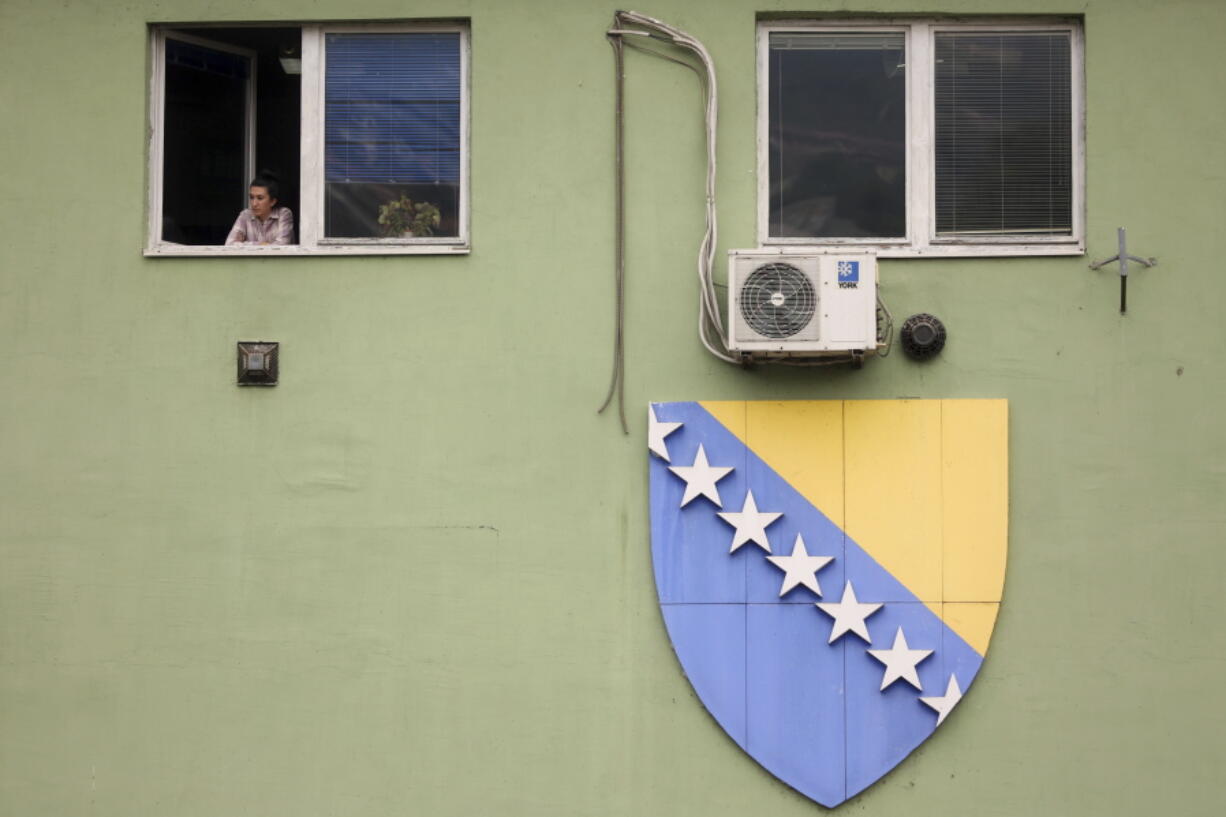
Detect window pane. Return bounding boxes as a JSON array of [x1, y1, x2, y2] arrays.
[[162, 39, 250, 245], [934, 32, 1072, 236], [325, 32, 461, 238], [768, 32, 906, 239]]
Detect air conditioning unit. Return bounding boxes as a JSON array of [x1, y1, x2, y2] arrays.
[[727, 250, 879, 358]]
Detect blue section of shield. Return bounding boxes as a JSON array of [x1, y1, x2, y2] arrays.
[[650, 402, 985, 808], [747, 604, 846, 806], [844, 603, 944, 798], [660, 605, 747, 749], [650, 409, 750, 603]]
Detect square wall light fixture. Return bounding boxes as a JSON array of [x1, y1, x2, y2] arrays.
[[237, 342, 279, 386]]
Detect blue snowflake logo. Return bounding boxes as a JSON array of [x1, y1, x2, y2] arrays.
[[838, 261, 860, 282]]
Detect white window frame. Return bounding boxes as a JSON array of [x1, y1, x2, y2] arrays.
[[146, 22, 471, 257], [756, 18, 1085, 258]]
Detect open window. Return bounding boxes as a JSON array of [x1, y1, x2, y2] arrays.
[[148, 22, 469, 255], [758, 19, 1083, 256]]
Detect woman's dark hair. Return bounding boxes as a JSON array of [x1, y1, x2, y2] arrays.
[[250, 170, 280, 201]]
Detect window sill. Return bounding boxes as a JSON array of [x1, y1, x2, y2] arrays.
[[144, 242, 470, 257], [759, 240, 1084, 259]]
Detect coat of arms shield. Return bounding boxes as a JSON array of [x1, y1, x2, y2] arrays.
[[649, 400, 1007, 807]]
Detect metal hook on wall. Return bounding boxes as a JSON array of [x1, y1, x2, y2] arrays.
[[1089, 227, 1157, 314]]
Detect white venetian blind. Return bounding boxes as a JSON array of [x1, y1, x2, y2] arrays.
[[934, 32, 1073, 236]]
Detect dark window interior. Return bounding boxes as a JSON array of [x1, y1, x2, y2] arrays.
[[160, 27, 300, 245], [768, 33, 907, 239]]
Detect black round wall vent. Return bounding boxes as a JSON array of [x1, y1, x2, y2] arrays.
[[900, 313, 947, 360]]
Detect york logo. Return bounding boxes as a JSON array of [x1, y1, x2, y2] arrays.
[[837, 260, 860, 282], [648, 400, 1008, 807]]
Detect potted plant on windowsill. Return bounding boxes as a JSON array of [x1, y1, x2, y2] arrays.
[[377, 195, 441, 238]]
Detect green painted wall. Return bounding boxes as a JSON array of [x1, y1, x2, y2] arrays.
[[2, 0, 1224, 814]]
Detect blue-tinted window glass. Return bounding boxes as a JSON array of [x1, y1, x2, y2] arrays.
[[325, 32, 461, 238]]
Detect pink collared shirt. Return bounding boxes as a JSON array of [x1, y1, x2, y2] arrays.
[[225, 207, 294, 246]]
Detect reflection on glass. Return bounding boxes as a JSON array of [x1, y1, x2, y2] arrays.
[[768, 32, 906, 239], [325, 32, 461, 239]]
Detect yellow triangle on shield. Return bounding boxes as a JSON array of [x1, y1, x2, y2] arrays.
[[700, 399, 1007, 656]]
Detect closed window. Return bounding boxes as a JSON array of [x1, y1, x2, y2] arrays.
[[148, 23, 469, 255], [933, 32, 1072, 236], [759, 20, 1083, 256]]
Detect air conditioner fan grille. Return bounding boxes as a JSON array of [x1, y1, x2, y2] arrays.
[[739, 262, 817, 339]]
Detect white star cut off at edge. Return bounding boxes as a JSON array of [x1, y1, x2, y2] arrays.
[[815, 581, 883, 644], [715, 489, 782, 553], [867, 627, 934, 691], [919, 674, 963, 726], [647, 404, 683, 462], [764, 533, 834, 597], [667, 444, 734, 508]]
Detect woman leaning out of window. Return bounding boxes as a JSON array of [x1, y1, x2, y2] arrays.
[[225, 171, 294, 246]]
